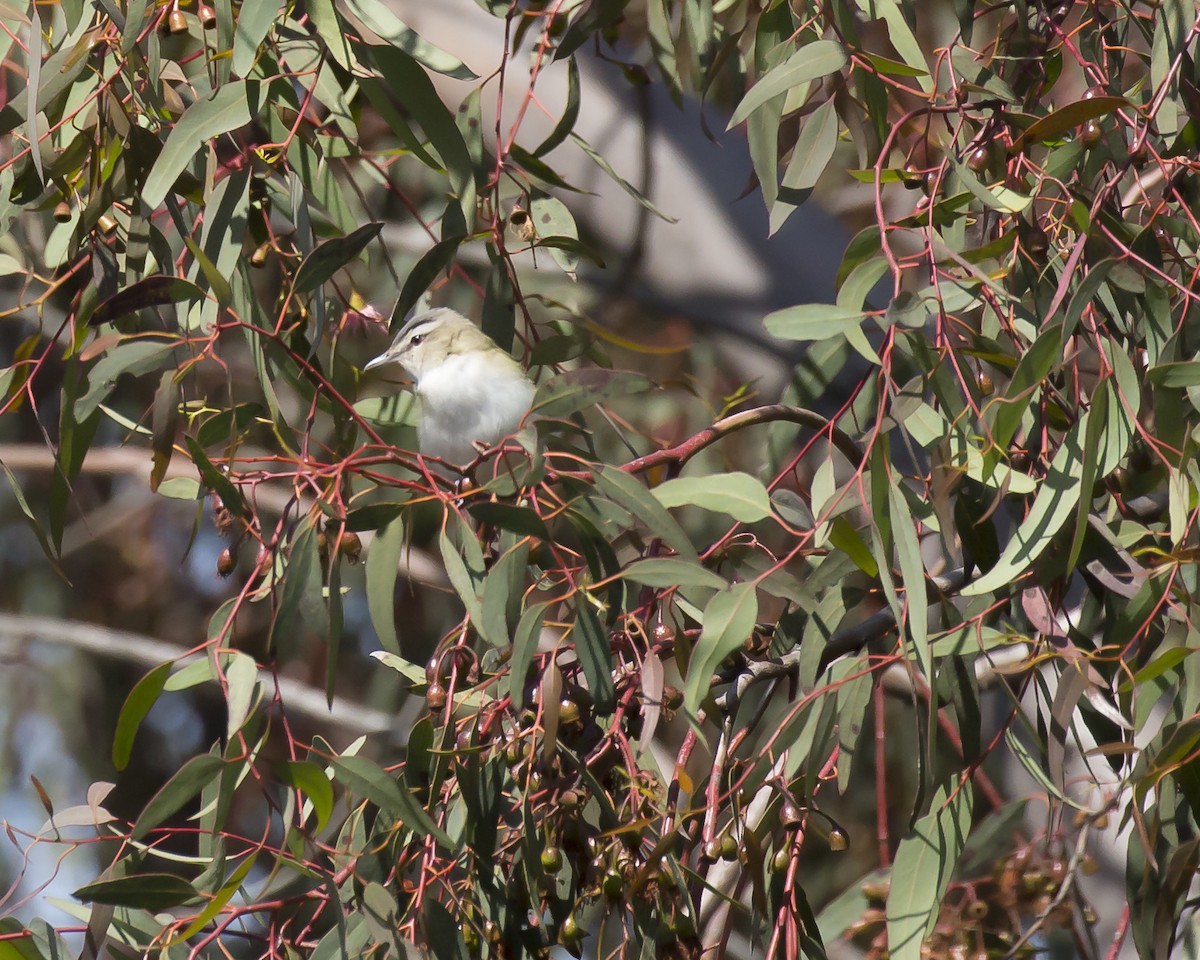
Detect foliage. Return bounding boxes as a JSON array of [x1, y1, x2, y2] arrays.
[[1, 0, 1199, 958]]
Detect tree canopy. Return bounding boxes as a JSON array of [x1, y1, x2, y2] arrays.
[[1, 0, 1199, 958]]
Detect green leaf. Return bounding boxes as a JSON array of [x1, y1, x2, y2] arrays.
[[184, 435, 248, 520], [508, 602, 549, 711], [568, 132, 677, 222], [533, 55, 580, 156], [1012, 95, 1128, 151], [149, 370, 179, 493], [683, 582, 758, 714], [990, 323, 1063, 450], [1148, 361, 1200, 387], [764, 304, 866, 342], [232, 0, 282, 76], [77, 340, 177, 420], [771, 98, 839, 233], [886, 781, 974, 960], [962, 412, 1091, 597], [728, 40, 847, 128], [0, 460, 60, 567], [268, 522, 327, 657], [439, 528, 484, 624], [328, 754, 451, 846], [224, 651, 259, 741], [74, 874, 199, 912], [389, 235, 465, 329], [142, 81, 261, 209], [276, 760, 335, 832], [292, 222, 383, 294], [343, 0, 475, 78], [88, 275, 205, 327], [574, 602, 616, 714], [479, 540, 528, 647], [529, 196, 581, 278], [651, 471, 773, 523], [594, 466, 698, 563], [467, 501, 550, 540], [621, 557, 727, 591], [112, 662, 173, 771], [366, 518, 405, 654], [132, 754, 225, 840], [364, 46, 476, 224], [889, 481, 929, 681]]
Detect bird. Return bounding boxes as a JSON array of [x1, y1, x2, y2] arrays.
[[363, 307, 535, 467]]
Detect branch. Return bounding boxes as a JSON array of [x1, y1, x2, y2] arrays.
[[713, 567, 972, 714], [0, 612, 397, 737], [0, 443, 446, 587], [620, 404, 865, 475]]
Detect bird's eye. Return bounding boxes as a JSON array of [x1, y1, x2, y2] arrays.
[[410, 334, 424, 347]]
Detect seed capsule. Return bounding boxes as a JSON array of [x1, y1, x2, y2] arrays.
[[541, 846, 564, 874], [53, 201, 72, 223], [198, 3, 216, 27], [166, 9, 187, 33], [967, 146, 990, 174], [339, 531, 362, 562], [425, 683, 447, 711]]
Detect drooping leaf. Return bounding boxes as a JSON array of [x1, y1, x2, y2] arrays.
[[728, 40, 848, 128], [142, 81, 261, 209], [88, 276, 205, 327], [131, 754, 225, 840], [886, 781, 975, 960], [366, 518, 405, 654], [765, 304, 866, 342], [74, 874, 199, 911], [574, 601, 616, 714], [112, 662, 173, 771], [292, 221, 383, 294], [683, 582, 758, 714]]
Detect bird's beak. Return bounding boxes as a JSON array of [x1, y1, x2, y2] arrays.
[[363, 351, 393, 372]]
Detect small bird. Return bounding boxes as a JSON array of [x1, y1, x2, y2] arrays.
[[363, 307, 535, 466]]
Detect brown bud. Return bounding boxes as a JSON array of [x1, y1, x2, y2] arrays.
[[976, 371, 994, 396], [1080, 119, 1102, 149], [780, 800, 803, 830], [425, 683, 447, 712], [216, 547, 237, 577], [339, 531, 362, 562], [967, 145, 990, 174]]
